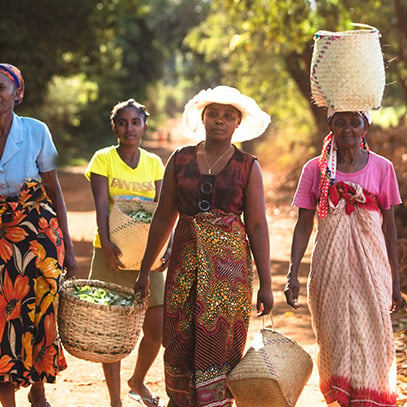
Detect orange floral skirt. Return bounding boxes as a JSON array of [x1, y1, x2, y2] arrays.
[[0, 179, 67, 386]]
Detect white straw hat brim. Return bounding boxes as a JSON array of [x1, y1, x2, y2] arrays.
[[182, 86, 271, 142]]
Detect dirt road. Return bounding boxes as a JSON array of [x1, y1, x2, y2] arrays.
[[12, 131, 365, 406], [16, 158, 329, 407]]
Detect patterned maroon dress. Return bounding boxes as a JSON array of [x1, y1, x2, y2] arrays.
[[163, 144, 256, 407]]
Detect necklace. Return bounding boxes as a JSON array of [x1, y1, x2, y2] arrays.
[[202, 142, 233, 174]]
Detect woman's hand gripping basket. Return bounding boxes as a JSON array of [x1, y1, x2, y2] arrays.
[[109, 198, 164, 270], [227, 325, 313, 407], [58, 279, 147, 363]]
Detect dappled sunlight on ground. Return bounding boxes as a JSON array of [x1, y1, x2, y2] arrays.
[[26, 130, 404, 406], [19, 161, 326, 407]]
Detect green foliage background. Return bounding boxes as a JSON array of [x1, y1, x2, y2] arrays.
[[0, 0, 406, 171]]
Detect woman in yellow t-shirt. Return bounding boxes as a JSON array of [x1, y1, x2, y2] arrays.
[[85, 99, 166, 407]]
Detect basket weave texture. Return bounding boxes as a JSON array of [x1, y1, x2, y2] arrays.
[[310, 27, 385, 111], [109, 198, 163, 270], [227, 329, 313, 407], [58, 279, 147, 363]]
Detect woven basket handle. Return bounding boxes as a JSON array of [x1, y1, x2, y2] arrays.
[[350, 23, 381, 36], [350, 22, 378, 30], [262, 314, 275, 332]]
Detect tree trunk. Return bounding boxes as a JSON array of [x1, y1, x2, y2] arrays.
[[393, 0, 407, 120]]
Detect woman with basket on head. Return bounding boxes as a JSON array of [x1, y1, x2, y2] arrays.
[[135, 85, 274, 407], [0, 64, 77, 407], [284, 27, 403, 407], [85, 99, 167, 407]]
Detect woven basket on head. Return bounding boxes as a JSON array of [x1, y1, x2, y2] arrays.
[[310, 25, 385, 111], [58, 279, 147, 363], [109, 198, 164, 270], [227, 328, 313, 407]]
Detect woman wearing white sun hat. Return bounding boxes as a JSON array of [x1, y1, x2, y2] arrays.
[[135, 85, 274, 406]]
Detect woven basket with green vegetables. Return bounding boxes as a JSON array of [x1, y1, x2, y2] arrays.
[[58, 279, 147, 363]]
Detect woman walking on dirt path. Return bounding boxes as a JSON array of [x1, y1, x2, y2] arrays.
[[0, 63, 77, 407], [135, 85, 274, 407], [85, 99, 167, 407], [285, 109, 403, 407]]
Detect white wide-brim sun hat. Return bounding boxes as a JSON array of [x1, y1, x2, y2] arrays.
[[182, 85, 271, 142]]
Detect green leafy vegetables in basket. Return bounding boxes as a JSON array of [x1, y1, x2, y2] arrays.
[[127, 208, 153, 223], [71, 285, 134, 306]]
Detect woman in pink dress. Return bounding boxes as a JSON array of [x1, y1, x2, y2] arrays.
[[284, 109, 403, 407]]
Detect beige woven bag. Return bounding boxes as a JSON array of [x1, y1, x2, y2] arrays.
[[310, 24, 385, 111], [227, 326, 313, 407], [109, 198, 164, 270]]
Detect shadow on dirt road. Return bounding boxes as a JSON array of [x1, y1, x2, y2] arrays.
[[18, 138, 327, 406]]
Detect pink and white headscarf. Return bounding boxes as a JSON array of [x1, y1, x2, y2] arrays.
[[327, 108, 371, 125], [318, 109, 370, 218]]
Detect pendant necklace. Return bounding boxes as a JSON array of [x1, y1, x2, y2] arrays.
[[202, 142, 233, 174]]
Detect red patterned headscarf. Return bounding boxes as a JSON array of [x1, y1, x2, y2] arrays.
[[0, 63, 25, 105], [318, 131, 335, 218]]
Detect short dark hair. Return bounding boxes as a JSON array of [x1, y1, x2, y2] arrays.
[[110, 98, 150, 126]]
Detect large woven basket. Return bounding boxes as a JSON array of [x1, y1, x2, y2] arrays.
[[58, 279, 147, 363], [310, 25, 385, 111], [227, 328, 313, 407], [109, 198, 164, 270]]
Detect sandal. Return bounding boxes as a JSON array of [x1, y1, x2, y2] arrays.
[[128, 390, 163, 407]]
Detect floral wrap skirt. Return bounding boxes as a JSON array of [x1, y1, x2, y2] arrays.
[[0, 179, 67, 386]]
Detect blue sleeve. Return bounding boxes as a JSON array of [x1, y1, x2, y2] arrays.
[[37, 122, 58, 172]]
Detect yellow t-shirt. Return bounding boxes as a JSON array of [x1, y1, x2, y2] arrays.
[[85, 145, 165, 247]]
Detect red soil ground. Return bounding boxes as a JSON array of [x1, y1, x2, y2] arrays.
[[14, 128, 403, 406]]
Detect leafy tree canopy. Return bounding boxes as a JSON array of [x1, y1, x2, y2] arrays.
[[0, 0, 100, 106], [185, 0, 407, 160]]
